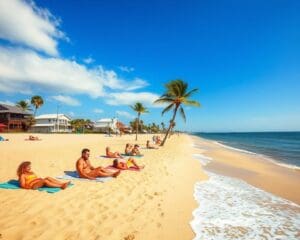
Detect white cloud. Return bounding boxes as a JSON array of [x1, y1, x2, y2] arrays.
[[105, 92, 161, 108], [98, 67, 148, 90], [119, 65, 135, 73], [0, 0, 67, 56], [51, 95, 80, 106], [83, 57, 94, 64], [93, 108, 103, 114], [0, 46, 150, 96], [0, 100, 15, 106], [68, 111, 75, 117], [116, 110, 134, 119]]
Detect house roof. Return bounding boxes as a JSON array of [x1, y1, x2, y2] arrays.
[[0, 104, 32, 115], [35, 114, 71, 121], [96, 118, 116, 123]]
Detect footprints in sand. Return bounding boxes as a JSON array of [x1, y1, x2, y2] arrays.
[[124, 233, 135, 240]]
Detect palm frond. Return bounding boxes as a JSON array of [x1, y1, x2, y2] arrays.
[[179, 106, 186, 122], [184, 88, 198, 98], [182, 100, 201, 107], [162, 103, 175, 116], [153, 97, 175, 104]]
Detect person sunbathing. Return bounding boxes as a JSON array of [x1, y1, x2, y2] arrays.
[[28, 135, 40, 141], [125, 143, 133, 155], [77, 148, 120, 180], [112, 158, 144, 170], [155, 136, 162, 145], [131, 144, 142, 156], [17, 161, 70, 190], [106, 147, 123, 158], [146, 140, 158, 149], [0, 136, 9, 141]]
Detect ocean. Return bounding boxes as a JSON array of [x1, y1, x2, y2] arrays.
[[193, 132, 300, 169], [190, 133, 300, 239]]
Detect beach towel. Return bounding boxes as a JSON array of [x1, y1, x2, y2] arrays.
[[56, 171, 113, 182], [0, 180, 73, 194], [106, 165, 141, 172], [121, 154, 144, 158]]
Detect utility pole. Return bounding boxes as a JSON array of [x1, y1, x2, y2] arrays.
[[56, 104, 60, 132]]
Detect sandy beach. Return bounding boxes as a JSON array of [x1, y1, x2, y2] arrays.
[[0, 133, 206, 240], [1, 133, 299, 240]]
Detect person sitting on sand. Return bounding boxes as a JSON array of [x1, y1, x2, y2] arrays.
[[112, 158, 144, 170], [125, 143, 133, 155], [17, 161, 70, 190], [77, 148, 120, 180], [155, 136, 162, 145], [106, 147, 123, 158], [28, 135, 40, 141], [0, 136, 9, 141], [146, 140, 158, 149], [131, 144, 142, 156]]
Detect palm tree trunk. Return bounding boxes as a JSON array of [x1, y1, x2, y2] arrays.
[[160, 105, 179, 146], [135, 113, 140, 141]]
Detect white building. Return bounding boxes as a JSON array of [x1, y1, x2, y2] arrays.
[[31, 114, 72, 133], [93, 118, 118, 133]]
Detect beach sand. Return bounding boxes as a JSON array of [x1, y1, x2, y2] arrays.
[[0, 133, 206, 240], [1, 133, 299, 240]]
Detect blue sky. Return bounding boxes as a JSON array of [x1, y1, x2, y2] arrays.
[[0, 0, 299, 132]]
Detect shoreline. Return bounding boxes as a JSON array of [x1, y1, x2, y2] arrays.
[[189, 134, 300, 239], [190, 134, 300, 204]]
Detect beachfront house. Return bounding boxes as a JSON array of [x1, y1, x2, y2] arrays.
[[93, 118, 118, 133], [31, 114, 72, 133], [0, 103, 32, 131]]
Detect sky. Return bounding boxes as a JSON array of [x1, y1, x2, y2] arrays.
[[0, 0, 299, 132]]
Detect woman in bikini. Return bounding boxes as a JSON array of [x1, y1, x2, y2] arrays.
[[124, 143, 133, 155], [112, 158, 144, 170], [17, 161, 70, 190]]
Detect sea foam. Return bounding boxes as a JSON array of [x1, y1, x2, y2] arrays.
[[190, 171, 300, 240]]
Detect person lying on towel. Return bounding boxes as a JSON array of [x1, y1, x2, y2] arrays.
[[77, 148, 120, 180], [106, 147, 123, 158], [17, 161, 70, 190], [112, 158, 144, 170]]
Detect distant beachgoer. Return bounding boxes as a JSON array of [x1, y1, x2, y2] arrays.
[[76, 148, 120, 180], [17, 161, 70, 190], [131, 144, 142, 156], [106, 147, 123, 158], [155, 136, 162, 145], [125, 143, 133, 155], [112, 158, 144, 170], [0, 136, 9, 141], [146, 140, 158, 149], [28, 135, 40, 141]]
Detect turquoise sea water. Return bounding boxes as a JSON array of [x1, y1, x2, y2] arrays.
[[193, 132, 300, 168]]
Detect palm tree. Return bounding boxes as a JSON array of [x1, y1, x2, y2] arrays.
[[16, 100, 31, 112], [31, 96, 44, 116], [154, 79, 200, 146], [161, 122, 165, 132], [130, 102, 149, 140]]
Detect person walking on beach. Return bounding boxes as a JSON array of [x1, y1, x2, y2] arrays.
[[76, 148, 120, 180]]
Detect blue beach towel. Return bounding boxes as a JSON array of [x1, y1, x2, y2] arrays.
[[56, 171, 113, 182], [0, 180, 73, 194], [121, 154, 144, 158]]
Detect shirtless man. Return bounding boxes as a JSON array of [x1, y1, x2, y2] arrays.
[[76, 148, 120, 180]]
